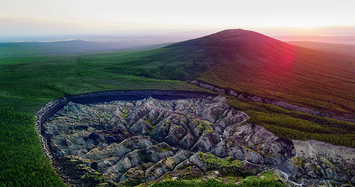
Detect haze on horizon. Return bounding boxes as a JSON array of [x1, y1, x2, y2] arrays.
[[1, 0, 355, 41]]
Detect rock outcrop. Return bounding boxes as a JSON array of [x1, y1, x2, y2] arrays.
[[43, 95, 251, 185], [39, 92, 355, 186]]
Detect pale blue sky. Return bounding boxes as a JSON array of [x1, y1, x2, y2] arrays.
[[1, 0, 354, 36]]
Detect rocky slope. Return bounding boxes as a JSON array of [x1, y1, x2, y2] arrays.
[[41, 94, 355, 186]]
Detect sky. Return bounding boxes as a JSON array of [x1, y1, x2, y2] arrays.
[[1, 0, 355, 38]]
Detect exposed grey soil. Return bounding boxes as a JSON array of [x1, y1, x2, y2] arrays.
[[36, 90, 355, 186]]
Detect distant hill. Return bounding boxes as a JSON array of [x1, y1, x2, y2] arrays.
[[289, 41, 355, 58], [145, 29, 355, 115], [0, 40, 171, 60], [275, 35, 355, 45]]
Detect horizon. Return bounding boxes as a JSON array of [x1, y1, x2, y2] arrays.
[[1, 0, 355, 41], [2, 28, 355, 45]]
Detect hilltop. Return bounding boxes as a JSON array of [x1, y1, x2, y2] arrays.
[[146, 29, 355, 117]]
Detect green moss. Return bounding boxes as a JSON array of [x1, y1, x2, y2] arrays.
[[198, 152, 242, 168], [151, 179, 234, 187], [121, 113, 128, 119], [151, 174, 286, 187], [240, 171, 285, 187], [81, 171, 109, 182], [76, 164, 91, 171], [292, 157, 302, 167], [195, 120, 214, 135], [226, 177, 236, 184], [165, 120, 171, 130], [198, 152, 244, 176], [123, 107, 128, 113], [145, 118, 152, 126], [95, 183, 109, 187]]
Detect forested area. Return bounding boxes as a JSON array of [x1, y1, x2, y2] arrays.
[[227, 98, 355, 147], [0, 105, 64, 186]]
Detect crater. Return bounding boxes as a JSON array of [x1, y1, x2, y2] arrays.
[[35, 90, 300, 186]]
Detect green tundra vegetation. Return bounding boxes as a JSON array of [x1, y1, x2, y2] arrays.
[[1, 30, 355, 186], [190, 35, 355, 116], [226, 97, 355, 147], [0, 105, 64, 187], [150, 171, 285, 187], [198, 152, 243, 168]]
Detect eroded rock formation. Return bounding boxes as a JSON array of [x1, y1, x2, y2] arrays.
[[39, 93, 355, 186]]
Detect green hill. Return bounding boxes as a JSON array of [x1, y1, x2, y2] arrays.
[[148, 29, 355, 116]]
